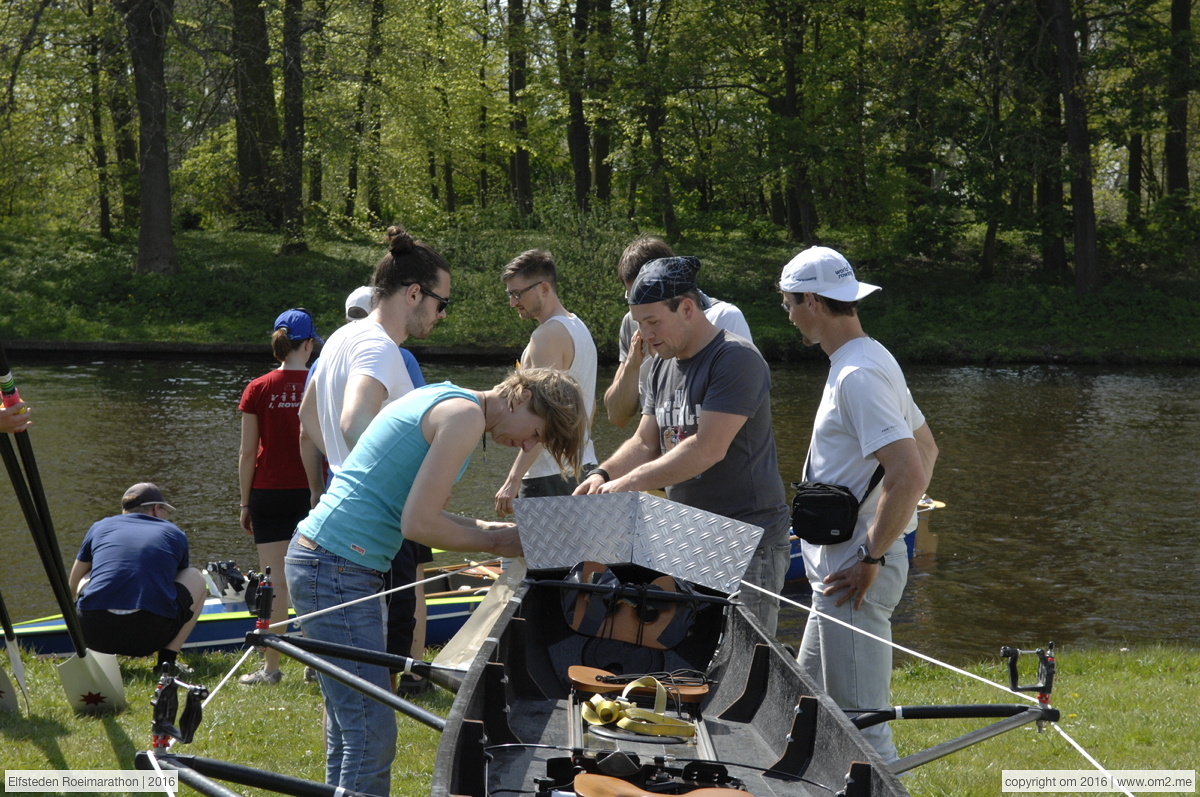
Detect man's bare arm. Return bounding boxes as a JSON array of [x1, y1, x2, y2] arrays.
[[600, 409, 747, 494], [603, 330, 647, 428], [822, 431, 934, 609], [573, 413, 662, 495], [339, 374, 388, 451], [298, 383, 327, 505]]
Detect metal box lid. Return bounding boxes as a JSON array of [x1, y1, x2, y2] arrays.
[[513, 493, 764, 594]]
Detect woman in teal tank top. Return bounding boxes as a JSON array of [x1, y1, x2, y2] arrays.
[[284, 368, 586, 797]]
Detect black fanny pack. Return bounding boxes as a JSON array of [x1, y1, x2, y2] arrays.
[[791, 465, 884, 545]]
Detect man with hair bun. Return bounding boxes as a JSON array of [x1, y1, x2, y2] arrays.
[[576, 256, 790, 635], [298, 225, 451, 694]]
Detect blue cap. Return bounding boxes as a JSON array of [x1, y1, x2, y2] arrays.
[[273, 309, 324, 344]]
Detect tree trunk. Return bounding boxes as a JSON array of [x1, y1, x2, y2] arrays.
[[591, 0, 613, 202], [280, 0, 306, 254], [1036, 0, 1067, 275], [113, 0, 177, 274], [366, 102, 382, 224], [508, 0, 532, 215], [306, 0, 328, 206], [345, 0, 384, 221], [1126, 132, 1143, 224], [86, 0, 112, 240], [230, 0, 281, 228], [1048, 0, 1100, 294], [1164, 0, 1190, 197], [566, 0, 591, 212], [629, 0, 676, 238], [103, 28, 139, 229], [478, 0, 490, 208]]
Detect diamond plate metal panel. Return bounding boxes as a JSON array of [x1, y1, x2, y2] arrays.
[[513, 493, 764, 594]]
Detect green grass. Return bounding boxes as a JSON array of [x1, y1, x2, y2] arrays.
[[2, 224, 1199, 364], [1, 644, 1194, 796]]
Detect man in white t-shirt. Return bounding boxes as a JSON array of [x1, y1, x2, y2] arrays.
[[298, 230, 451, 696], [299, 240, 449, 486], [779, 246, 938, 762], [604, 235, 753, 428], [494, 249, 598, 514]]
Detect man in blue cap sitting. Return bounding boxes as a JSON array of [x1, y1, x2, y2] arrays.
[[69, 482, 208, 672]]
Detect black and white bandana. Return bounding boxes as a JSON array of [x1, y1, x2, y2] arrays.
[[627, 256, 702, 305]]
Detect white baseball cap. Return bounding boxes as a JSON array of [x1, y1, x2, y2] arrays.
[[779, 246, 881, 302], [345, 286, 374, 321]]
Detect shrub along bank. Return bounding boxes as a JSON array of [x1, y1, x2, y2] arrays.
[[1, 227, 1198, 364]]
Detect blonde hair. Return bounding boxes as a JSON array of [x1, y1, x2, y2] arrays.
[[494, 368, 587, 477]]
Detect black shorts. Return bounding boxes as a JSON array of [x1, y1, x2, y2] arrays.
[[80, 582, 196, 657], [249, 487, 310, 545], [383, 538, 434, 665]]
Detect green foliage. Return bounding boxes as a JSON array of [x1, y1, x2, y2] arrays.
[[2, 221, 1199, 363]]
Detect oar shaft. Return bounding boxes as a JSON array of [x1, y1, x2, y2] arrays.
[[0, 586, 17, 640], [0, 434, 89, 657], [13, 431, 69, 578]]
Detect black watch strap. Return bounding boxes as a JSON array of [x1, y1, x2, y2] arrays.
[[857, 544, 886, 566], [587, 467, 610, 483]]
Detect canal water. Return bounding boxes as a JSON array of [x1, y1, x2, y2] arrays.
[[1, 356, 1196, 666]]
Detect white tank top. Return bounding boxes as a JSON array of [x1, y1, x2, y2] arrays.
[[525, 313, 598, 478]]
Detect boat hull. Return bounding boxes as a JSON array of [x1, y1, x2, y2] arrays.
[[14, 565, 490, 656], [433, 564, 908, 797]]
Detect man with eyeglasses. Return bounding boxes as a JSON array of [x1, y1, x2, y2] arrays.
[[494, 249, 598, 514], [298, 227, 451, 695], [69, 482, 207, 673], [299, 228, 450, 484]]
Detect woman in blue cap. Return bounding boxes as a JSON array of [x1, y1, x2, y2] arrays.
[[236, 308, 323, 685]]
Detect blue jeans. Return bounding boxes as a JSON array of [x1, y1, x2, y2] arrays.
[[285, 539, 395, 797], [797, 536, 909, 762], [739, 539, 792, 637]]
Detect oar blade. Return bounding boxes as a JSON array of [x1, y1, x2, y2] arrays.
[[5, 636, 29, 709], [57, 650, 126, 714], [0, 665, 17, 713], [432, 558, 526, 679]]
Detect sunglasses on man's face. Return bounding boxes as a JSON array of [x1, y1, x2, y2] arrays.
[[420, 287, 450, 314]]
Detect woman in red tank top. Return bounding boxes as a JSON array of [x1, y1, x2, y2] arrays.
[[236, 308, 322, 685]]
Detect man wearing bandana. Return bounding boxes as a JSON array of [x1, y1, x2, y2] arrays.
[[575, 256, 791, 635]]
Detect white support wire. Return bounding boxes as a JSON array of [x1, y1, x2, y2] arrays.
[[166, 563, 478, 754], [742, 579, 1137, 797], [202, 565, 456, 700], [144, 749, 177, 797]]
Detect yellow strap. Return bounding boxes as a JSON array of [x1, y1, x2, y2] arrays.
[[580, 678, 695, 737]]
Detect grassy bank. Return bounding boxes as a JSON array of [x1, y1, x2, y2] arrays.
[[2, 226, 1199, 364], [0, 644, 1194, 796]]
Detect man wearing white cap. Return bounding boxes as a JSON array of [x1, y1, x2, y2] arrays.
[[69, 483, 207, 672], [779, 246, 938, 762]]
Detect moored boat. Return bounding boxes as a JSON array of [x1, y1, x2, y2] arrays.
[[13, 559, 495, 656]]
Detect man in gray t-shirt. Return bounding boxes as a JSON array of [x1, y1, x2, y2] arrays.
[[576, 256, 791, 634]]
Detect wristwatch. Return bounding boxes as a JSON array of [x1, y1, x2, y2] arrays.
[[857, 544, 886, 566]]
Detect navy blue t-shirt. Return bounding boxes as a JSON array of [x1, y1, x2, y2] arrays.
[[76, 513, 190, 618]]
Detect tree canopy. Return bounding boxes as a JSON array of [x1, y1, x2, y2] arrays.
[[0, 0, 1195, 285]]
